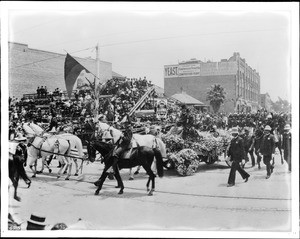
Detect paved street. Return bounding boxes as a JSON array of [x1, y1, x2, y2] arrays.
[[8, 152, 292, 234]]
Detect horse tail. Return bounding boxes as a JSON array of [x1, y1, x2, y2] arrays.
[[153, 148, 164, 178]]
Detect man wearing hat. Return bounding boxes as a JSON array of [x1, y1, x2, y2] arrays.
[[226, 127, 250, 187], [240, 127, 255, 168], [282, 124, 291, 172], [112, 115, 133, 169], [84, 116, 96, 141], [11, 133, 31, 192], [258, 125, 276, 179]]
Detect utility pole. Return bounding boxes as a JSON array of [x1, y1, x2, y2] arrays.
[[94, 43, 100, 122]]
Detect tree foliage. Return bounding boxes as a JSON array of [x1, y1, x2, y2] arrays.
[[206, 84, 226, 113], [271, 97, 291, 113]]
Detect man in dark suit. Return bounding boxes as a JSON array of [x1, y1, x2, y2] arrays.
[[240, 127, 255, 168], [258, 125, 275, 179], [227, 127, 250, 187], [282, 124, 291, 172]]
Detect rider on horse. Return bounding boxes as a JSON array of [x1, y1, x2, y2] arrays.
[[112, 115, 133, 169]]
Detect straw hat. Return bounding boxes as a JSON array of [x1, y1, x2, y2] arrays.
[[264, 125, 272, 131], [26, 214, 48, 230], [284, 124, 291, 130], [14, 133, 27, 141], [231, 127, 239, 134]]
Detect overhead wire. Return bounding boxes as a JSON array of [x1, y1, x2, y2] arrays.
[[10, 27, 285, 69], [10, 46, 95, 69], [99, 28, 286, 48]]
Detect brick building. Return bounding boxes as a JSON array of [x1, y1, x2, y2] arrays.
[[164, 52, 261, 113], [8, 42, 123, 99]]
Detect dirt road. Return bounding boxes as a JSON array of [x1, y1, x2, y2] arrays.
[[6, 153, 294, 236]]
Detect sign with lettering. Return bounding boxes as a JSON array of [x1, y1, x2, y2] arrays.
[[164, 63, 201, 78], [178, 63, 201, 77], [164, 65, 178, 78]]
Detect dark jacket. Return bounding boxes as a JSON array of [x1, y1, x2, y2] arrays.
[[282, 132, 291, 155], [122, 126, 133, 145], [259, 133, 275, 155], [227, 136, 246, 162], [84, 121, 95, 133], [241, 134, 252, 151]]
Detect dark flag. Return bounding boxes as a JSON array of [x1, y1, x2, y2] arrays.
[[64, 53, 89, 98]]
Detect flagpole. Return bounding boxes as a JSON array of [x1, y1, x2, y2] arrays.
[[94, 43, 100, 121]]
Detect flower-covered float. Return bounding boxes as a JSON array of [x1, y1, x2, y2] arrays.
[[161, 126, 232, 176]]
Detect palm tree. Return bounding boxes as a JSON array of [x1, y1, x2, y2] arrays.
[[206, 84, 226, 113]]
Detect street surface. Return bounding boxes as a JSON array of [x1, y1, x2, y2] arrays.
[[7, 152, 292, 234]]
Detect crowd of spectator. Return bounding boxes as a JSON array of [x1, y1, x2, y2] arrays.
[[9, 76, 291, 139], [9, 77, 155, 128], [98, 77, 155, 121]]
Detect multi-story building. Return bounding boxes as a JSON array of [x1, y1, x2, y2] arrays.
[[260, 93, 273, 112], [164, 52, 261, 113], [8, 42, 123, 99]]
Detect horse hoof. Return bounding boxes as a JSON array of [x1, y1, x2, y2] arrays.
[[74, 173, 78, 176], [32, 175, 36, 178], [65, 178, 70, 181], [118, 190, 124, 195], [134, 171, 139, 175], [49, 169, 52, 173], [95, 190, 100, 195], [129, 177, 134, 181], [27, 182, 31, 188], [115, 185, 121, 188]]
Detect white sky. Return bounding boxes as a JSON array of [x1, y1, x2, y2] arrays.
[[3, 2, 298, 102]]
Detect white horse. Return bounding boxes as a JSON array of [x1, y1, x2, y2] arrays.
[[24, 121, 85, 179], [55, 133, 86, 179], [98, 122, 167, 179], [27, 136, 71, 178]]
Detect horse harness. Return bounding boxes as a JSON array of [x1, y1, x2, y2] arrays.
[[30, 136, 73, 159]]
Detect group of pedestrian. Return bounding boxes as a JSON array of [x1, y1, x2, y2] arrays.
[[226, 122, 292, 187]]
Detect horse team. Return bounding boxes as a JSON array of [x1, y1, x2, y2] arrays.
[[9, 122, 167, 200]]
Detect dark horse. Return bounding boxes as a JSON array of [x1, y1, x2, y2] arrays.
[[89, 140, 164, 196], [9, 143, 31, 201]]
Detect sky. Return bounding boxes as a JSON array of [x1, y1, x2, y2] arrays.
[[2, 2, 298, 102]]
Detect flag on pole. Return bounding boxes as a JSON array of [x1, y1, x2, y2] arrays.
[[64, 53, 89, 98]]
